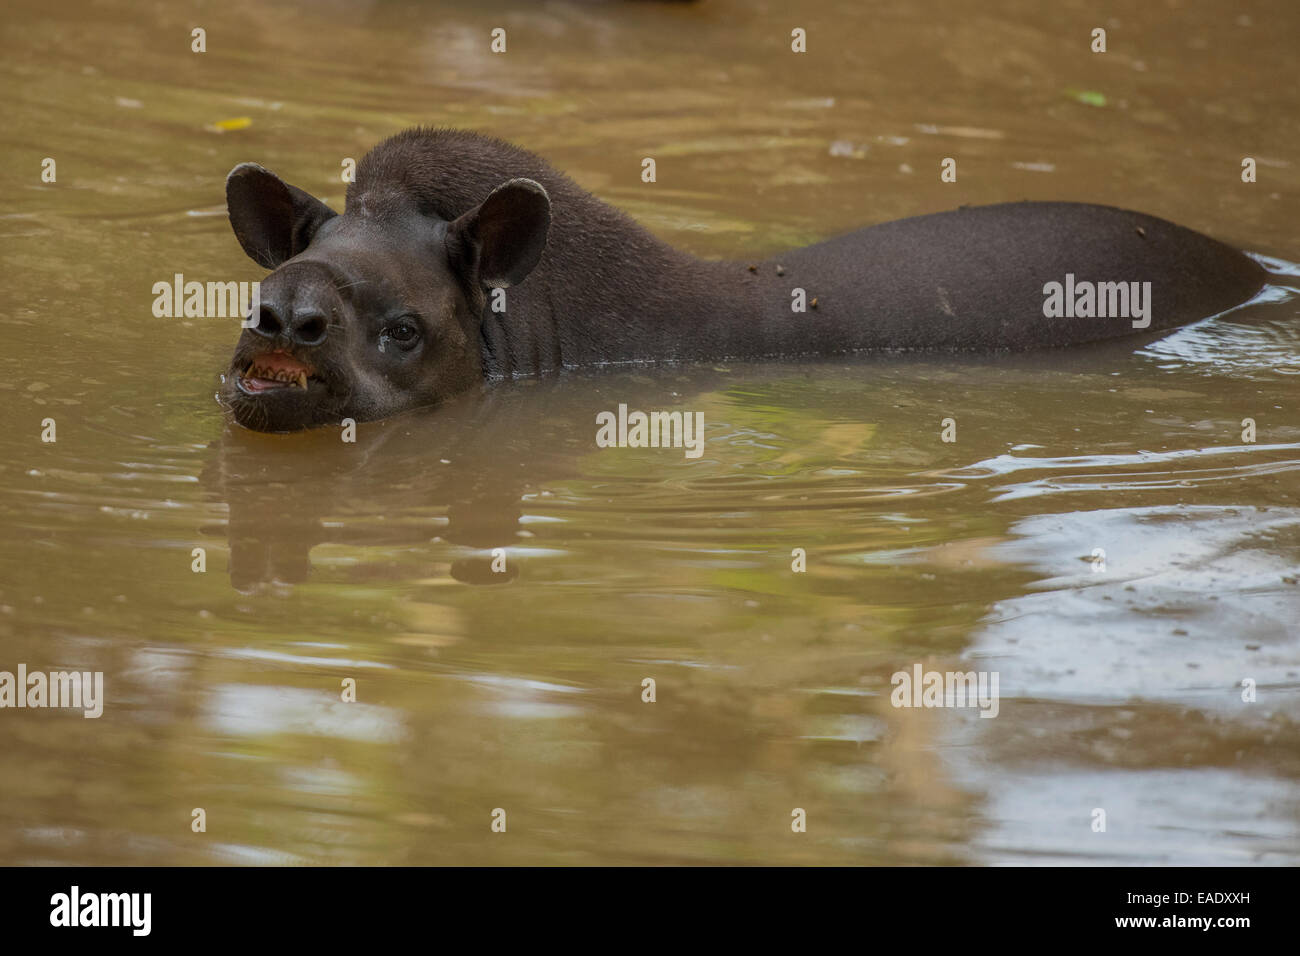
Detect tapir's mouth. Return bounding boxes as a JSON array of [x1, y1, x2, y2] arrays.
[[236, 350, 318, 394]]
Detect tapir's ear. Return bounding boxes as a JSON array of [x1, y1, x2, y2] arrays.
[[446, 178, 551, 289], [226, 163, 338, 269]]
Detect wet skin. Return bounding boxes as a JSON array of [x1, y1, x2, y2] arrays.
[[220, 128, 1267, 433]]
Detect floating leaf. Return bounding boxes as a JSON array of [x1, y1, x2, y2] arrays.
[[209, 116, 252, 132], [1064, 88, 1107, 107]]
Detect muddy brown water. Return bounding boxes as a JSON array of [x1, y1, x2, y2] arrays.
[[1, 0, 1298, 865]]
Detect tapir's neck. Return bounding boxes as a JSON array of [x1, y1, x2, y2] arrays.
[[486, 205, 746, 375]]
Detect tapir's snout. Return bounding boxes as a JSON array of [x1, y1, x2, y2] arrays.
[[221, 260, 355, 430], [249, 260, 340, 349]]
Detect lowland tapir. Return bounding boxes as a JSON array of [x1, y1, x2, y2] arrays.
[[221, 127, 1266, 431]]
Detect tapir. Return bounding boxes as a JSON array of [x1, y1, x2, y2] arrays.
[[221, 127, 1266, 432]]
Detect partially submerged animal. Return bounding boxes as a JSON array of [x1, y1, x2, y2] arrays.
[[221, 127, 1265, 431]]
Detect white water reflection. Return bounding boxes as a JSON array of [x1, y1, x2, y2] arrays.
[[204, 684, 407, 743], [964, 766, 1298, 865], [967, 505, 1300, 707]]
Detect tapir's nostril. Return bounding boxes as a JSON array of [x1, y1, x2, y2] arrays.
[[290, 311, 328, 347], [252, 303, 284, 339], [251, 297, 327, 346]]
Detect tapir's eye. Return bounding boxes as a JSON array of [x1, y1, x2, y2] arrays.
[[381, 320, 421, 349]]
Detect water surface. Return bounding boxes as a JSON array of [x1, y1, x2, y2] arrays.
[[1, 0, 1298, 865]]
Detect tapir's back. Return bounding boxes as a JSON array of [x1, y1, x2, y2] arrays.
[[765, 202, 1266, 351]]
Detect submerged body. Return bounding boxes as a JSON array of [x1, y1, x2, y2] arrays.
[[220, 128, 1265, 431]]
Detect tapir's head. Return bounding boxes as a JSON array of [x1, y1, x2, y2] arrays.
[[219, 163, 550, 432]]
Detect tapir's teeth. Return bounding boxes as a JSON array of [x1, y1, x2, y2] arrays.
[[241, 359, 313, 387]]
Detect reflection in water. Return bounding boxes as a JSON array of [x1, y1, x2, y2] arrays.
[[1, 0, 1298, 865], [1139, 287, 1300, 377], [205, 370, 731, 590], [971, 505, 1300, 703]]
